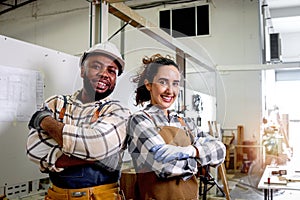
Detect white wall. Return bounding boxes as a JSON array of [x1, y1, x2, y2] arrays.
[[0, 0, 89, 56], [0, 35, 81, 187], [281, 32, 300, 62], [189, 0, 261, 66], [216, 70, 262, 141]]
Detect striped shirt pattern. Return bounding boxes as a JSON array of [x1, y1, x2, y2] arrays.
[[126, 104, 226, 180], [26, 90, 130, 172]]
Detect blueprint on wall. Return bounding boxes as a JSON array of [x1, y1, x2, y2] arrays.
[[0, 65, 44, 122]]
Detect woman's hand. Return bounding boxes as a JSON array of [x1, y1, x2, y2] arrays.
[[150, 144, 196, 163]]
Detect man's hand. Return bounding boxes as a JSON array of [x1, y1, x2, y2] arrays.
[[151, 144, 196, 163], [56, 154, 95, 168], [28, 109, 52, 130]]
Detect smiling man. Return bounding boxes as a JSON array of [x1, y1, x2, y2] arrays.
[[26, 42, 130, 199]]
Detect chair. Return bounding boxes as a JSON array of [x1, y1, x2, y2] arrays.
[[222, 132, 235, 169]]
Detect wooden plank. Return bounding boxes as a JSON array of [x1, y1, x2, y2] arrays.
[[208, 121, 231, 199], [236, 125, 244, 170], [237, 125, 244, 145], [218, 163, 231, 200]]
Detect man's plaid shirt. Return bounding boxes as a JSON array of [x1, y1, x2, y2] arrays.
[[26, 90, 130, 172]]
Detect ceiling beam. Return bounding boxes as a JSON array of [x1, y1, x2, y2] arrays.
[[217, 62, 300, 71], [108, 2, 216, 72], [104, 0, 125, 3], [270, 6, 300, 18], [0, 0, 36, 15]]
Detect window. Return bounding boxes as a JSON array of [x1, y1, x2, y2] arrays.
[[160, 10, 171, 35], [159, 4, 210, 38]]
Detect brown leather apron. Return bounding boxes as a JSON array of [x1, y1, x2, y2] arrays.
[[135, 115, 198, 200]]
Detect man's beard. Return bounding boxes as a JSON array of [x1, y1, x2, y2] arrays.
[[83, 75, 115, 101]]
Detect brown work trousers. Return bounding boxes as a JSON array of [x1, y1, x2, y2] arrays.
[[45, 182, 123, 200]]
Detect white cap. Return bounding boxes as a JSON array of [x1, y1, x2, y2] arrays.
[[80, 41, 125, 76]]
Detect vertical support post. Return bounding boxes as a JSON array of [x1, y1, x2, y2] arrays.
[[120, 20, 125, 59], [89, 2, 93, 47], [260, 0, 267, 64], [176, 48, 185, 115], [101, 2, 109, 42], [89, 1, 109, 46]]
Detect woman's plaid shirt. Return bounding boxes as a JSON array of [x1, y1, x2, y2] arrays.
[[126, 104, 226, 180]]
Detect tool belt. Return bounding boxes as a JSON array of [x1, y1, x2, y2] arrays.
[[45, 182, 124, 200]]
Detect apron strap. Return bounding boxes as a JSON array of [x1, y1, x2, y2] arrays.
[[59, 95, 68, 121]]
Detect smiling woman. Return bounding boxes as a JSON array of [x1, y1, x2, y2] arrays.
[[126, 54, 226, 200]]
